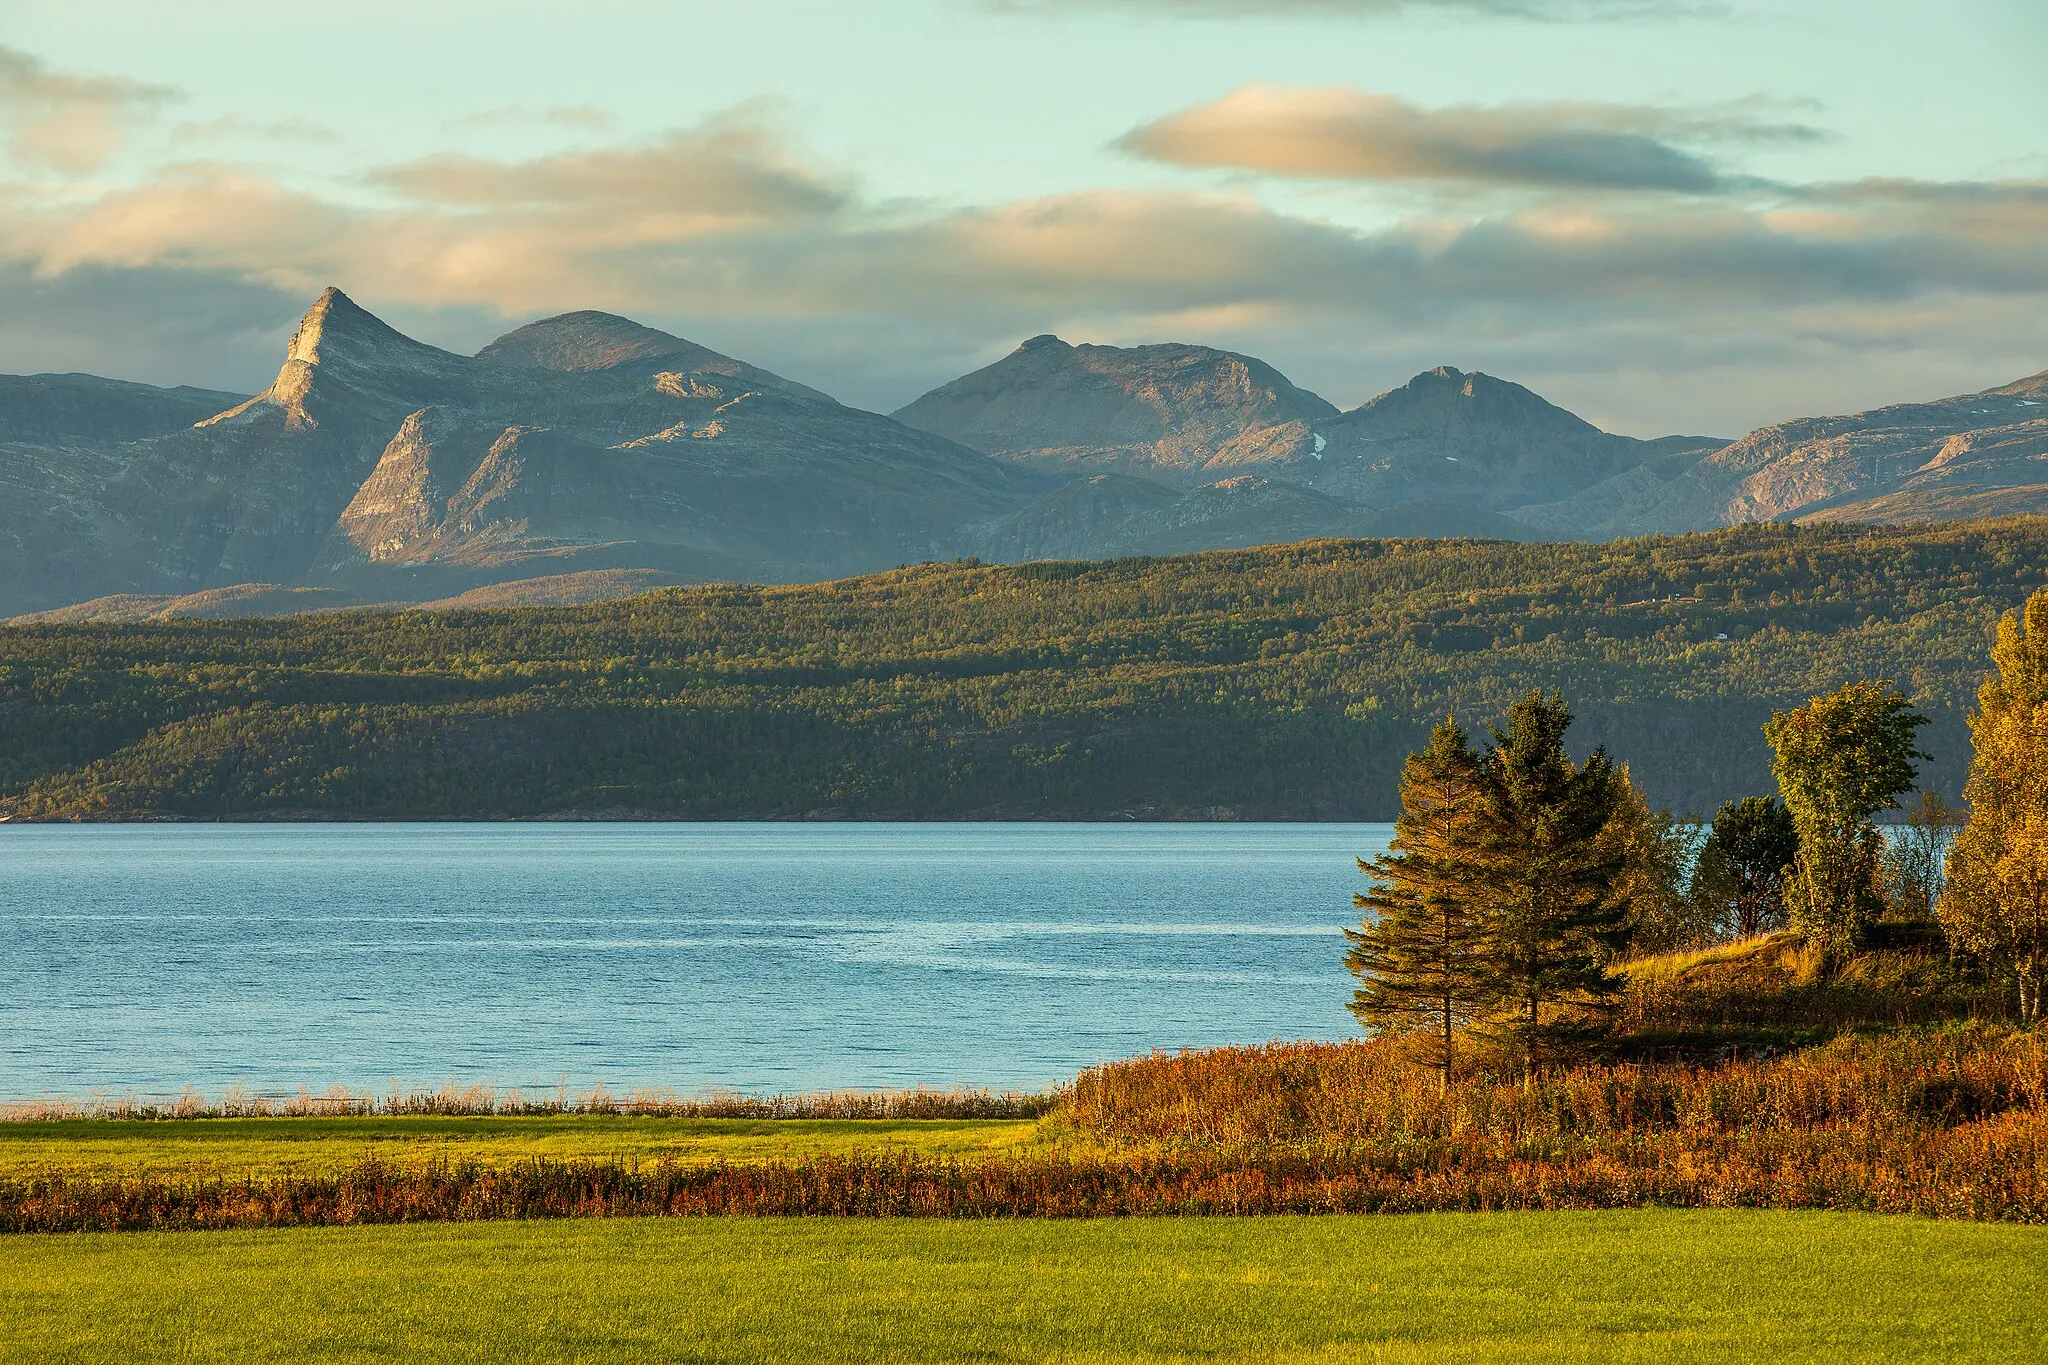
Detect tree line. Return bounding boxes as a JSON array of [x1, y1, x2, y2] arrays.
[[1348, 585, 2048, 1080]]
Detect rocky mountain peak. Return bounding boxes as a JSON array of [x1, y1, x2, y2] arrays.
[[478, 311, 697, 373], [893, 335, 1336, 484], [1343, 366, 1604, 438], [286, 287, 466, 380], [475, 309, 836, 403]]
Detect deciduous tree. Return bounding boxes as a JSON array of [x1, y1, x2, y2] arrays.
[[1692, 796, 1801, 939], [1605, 773, 1711, 954], [1942, 590, 2048, 1022], [1764, 682, 1928, 954]]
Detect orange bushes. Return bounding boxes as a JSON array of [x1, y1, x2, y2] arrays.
[[1055, 1029, 2048, 1152]]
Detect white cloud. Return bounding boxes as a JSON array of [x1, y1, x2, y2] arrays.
[[1117, 85, 1819, 192], [0, 46, 174, 176], [0, 57, 2036, 431]]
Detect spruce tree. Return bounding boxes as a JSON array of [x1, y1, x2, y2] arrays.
[[1346, 719, 1489, 1092], [1464, 691, 1631, 1060], [1941, 589, 2048, 1021]]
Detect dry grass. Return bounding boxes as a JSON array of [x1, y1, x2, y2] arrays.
[[1614, 934, 2007, 1047], [0, 1083, 1050, 1124]]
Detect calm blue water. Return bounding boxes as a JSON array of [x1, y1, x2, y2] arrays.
[[0, 823, 1390, 1099]]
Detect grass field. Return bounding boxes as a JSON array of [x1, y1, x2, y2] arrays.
[[0, 1115, 1045, 1180], [3, 1210, 2041, 1363]]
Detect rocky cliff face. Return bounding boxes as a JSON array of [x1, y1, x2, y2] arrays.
[[1513, 370, 2048, 536]]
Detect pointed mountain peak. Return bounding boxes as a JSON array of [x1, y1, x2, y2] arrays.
[[282, 287, 469, 382], [288, 288, 426, 363], [201, 288, 471, 427]]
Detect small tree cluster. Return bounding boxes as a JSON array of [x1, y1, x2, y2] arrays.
[[1345, 691, 1635, 1086]]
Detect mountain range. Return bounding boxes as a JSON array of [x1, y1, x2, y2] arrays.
[[2, 286, 2042, 620]]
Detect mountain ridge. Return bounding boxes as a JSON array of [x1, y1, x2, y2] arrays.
[[0, 286, 2040, 619]]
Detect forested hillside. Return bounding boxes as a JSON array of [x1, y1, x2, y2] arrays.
[[3, 519, 2043, 821]]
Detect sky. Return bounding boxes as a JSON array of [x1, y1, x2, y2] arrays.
[[0, 0, 2043, 436]]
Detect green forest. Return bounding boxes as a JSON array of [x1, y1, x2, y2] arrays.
[[3, 517, 2046, 821]]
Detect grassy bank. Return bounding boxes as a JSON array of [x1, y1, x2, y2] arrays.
[[4, 1211, 2041, 1364], [0, 1115, 1046, 1182]]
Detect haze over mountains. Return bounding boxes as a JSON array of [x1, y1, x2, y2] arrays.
[[1, 287, 2043, 621]]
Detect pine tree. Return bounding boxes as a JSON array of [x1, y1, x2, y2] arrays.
[[1764, 681, 1928, 955], [1463, 691, 1631, 1061], [1941, 590, 2048, 1022], [1346, 720, 1489, 1092]]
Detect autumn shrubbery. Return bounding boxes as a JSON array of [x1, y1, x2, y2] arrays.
[[8, 1029, 2040, 1230], [1054, 1029, 2046, 1153]]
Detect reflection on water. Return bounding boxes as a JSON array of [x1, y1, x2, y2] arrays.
[[0, 822, 1389, 1097]]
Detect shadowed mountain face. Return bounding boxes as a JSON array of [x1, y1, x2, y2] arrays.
[[899, 346, 1719, 560], [1302, 366, 1723, 512], [0, 373, 246, 448]]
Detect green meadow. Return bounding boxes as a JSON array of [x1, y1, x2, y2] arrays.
[[4, 1210, 2041, 1364], [0, 1114, 1045, 1181]]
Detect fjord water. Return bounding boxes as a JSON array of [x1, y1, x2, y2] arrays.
[[0, 823, 1388, 1099]]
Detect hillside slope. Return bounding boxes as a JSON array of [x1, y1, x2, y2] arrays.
[[4, 517, 2040, 822]]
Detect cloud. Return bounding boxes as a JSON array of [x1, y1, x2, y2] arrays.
[[0, 46, 174, 176], [0, 80, 2039, 431], [0, 260, 298, 391], [1118, 85, 1819, 192], [441, 105, 617, 135], [371, 113, 848, 225], [167, 116, 338, 147]]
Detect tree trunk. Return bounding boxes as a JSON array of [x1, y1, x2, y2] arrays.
[[1440, 991, 1453, 1098]]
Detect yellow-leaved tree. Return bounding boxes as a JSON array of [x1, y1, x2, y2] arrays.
[[1941, 588, 2048, 1022]]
